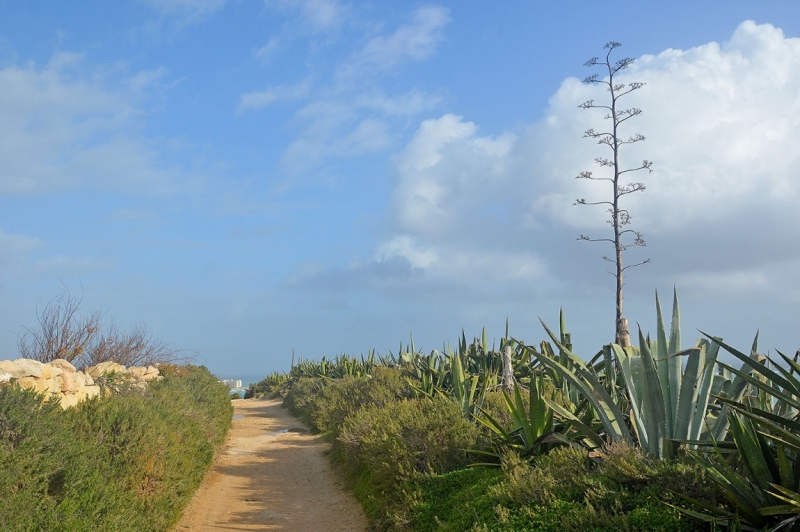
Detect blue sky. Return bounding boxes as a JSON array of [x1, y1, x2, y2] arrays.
[[1, 1, 799, 380]]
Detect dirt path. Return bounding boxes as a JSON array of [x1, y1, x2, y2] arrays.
[[175, 398, 368, 531]]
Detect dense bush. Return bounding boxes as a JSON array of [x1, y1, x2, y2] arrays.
[[392, 442, 719, 531], [0, 365, 232, 531], [309, 367, 411, 436], [338, 396, 481, 528], [282, 376, 326, 426]]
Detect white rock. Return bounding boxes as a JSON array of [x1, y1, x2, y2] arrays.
[[49, 359, 76, 372], [12, 359, 47, 378], [0, 360, 27, 379]]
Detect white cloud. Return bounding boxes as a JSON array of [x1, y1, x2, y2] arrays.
[[245, 5, 451, 169], [279, 88, 443, 168], [335, 5, 451, 82], [321, 21, 800, 296], [391, 114, 515, 237], [237, 79, 311, 113], [0, 229, 109, 282], [532, 21, 800, 233], [0, 52, 178, 196]]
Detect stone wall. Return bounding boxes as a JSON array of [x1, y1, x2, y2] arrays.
[[0, 358, 162, 409]]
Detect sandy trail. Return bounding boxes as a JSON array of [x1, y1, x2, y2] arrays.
[[175, 398, 368, 531]]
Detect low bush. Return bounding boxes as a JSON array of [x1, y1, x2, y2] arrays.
[[282, 375, 326, 425], [388, 442, 719, 531], [338, 395, 481, 529], [310, 367, 410, 437], [0, 365, 231, 531]]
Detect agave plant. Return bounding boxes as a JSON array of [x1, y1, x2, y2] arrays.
[[471, 375, 597, 464], [529, 289, 728, 459], [676, 337, 800, 530]]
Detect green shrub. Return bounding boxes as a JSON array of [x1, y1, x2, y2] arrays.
[[282, 376, 326, 426], [484, 441, 720, 531], [338, 396, 481, 528], [310, 367, 410, 436], [244, 371, 288, 399], [383, 442, 720, 531], [0, 365, 231, 531]]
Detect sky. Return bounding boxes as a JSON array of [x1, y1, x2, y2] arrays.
[[0, 1, 799, 381]]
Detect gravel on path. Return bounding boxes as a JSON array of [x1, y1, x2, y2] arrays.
[[174, 398, 368, 531]]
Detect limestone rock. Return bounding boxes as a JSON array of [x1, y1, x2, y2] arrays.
[[50, 359, 76, 372], [12, 359, 48, 379], [142, 366, 161, 381], [84, 385, 100, 399], [86, 361, 128, 378], [129, 366, 147, 378], [60, 371, 81, 393], [16, 376, 37, 390], [0, 360, 27, 379], [34, 377, 54, 394], [59, 394, 80, 409]]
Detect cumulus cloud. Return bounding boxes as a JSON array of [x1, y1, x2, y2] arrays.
[[0, 52, 179, 196], [533, 20, 800, 233], [299, 21, 800, 301]]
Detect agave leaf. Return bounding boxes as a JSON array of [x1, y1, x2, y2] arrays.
[[727, 411, 780, 495], [776, 349, 800, 378], [688, 339, 721, 441], [474, 407, 512, 441], [637, 328, 667, 458], [719, 401, 800, 454], [613, 344, 648, 450], [764, 484, 800, 509], [655, 290, 675, 436], [703, 332, 799, 396], [673, 346, 703, 441], [777, 446, 795, 491], [718, 362, 800, 411], [667, 289, 682, 425], [710, 368, 752, 441], [529, 342, 630, 442], [543, 397, 604, 448]]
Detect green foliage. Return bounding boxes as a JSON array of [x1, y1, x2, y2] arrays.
[[244, 371, 287, 398], [282, 376, 327, 426], [0, 365, 231, 531], [338, 396, 481, 528], [309, 367, 410, 436], [391, 442, 719, 531], [473, 377, 589, 463], [255, 301, 800, 530]]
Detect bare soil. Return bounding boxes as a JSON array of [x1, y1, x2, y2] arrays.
[[175, 398, 368, 531]]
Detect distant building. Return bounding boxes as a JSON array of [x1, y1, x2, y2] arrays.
[[220, 379, 242, 389]]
